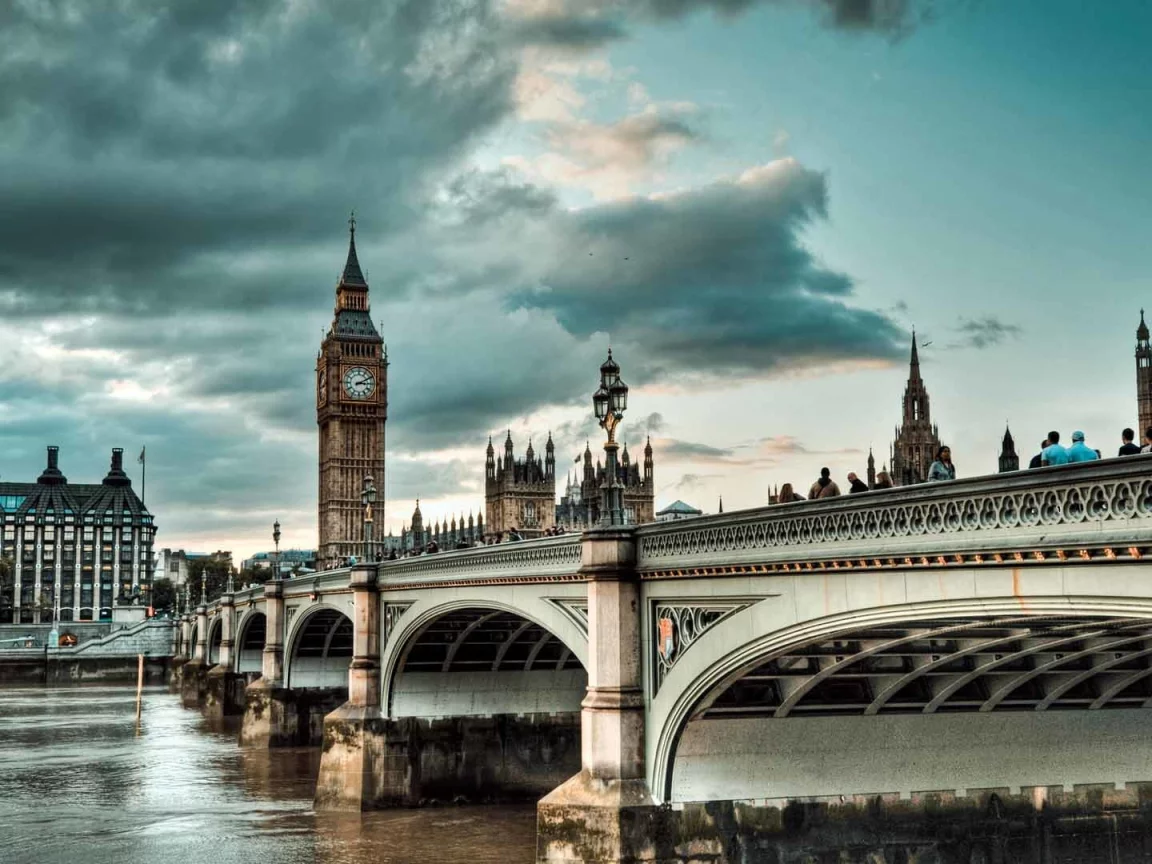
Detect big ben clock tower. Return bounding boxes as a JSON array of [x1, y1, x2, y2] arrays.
[[317, 217, 387, 568]]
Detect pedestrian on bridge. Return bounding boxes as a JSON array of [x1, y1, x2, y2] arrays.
[[808, 468, 841, 499], [1142, 427, 1152, 454], [847, 472, 870, 494], [1041, 431, 1069, 466], [777, 483, 804, 502], [927, 445, 956, 482], [1119, 428, 1141, 456], [1029, 438, 1049, 469], [1067, 431, 1099, 463]]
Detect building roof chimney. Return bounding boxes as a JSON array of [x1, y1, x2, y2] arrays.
[[37, 445, 67, 485]]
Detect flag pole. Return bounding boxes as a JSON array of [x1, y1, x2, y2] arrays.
[[139, 446, 147, 507]]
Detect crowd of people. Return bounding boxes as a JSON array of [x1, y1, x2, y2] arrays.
[[775, 426, 1150, 504], [1027, 426, 1152, 468]]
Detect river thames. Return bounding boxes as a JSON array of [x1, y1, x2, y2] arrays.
[[0, 684, 537, 864]]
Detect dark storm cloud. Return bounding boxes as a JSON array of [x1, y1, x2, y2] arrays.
[[669, 472, 723, 490], [948, 316, 1023, 349], [383, 292, 604, 453], [0, 0, 515, 316], [508, 11, 629, 47], [505, 159, 906, 376], [660, 440, 736, 459], [642, 412, 666, 433], [509, 0, 938, 49]]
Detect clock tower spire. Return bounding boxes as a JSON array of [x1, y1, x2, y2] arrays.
[[317, 216, 388, 568]]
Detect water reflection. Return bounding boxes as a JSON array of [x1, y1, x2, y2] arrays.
[[0, 685, 537, 864]]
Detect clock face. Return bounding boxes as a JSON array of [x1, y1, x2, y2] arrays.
[[342, 366, 375, 400]]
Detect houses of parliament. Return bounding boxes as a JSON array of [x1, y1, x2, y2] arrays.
[[314, 225, 1150, 561], [315, 224, 656, 564]]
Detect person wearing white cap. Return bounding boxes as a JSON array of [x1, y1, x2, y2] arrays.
[[1066, 430, 1099, 463]]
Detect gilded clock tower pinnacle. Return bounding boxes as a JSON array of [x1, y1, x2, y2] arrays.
[[317, 217, 388, 568]]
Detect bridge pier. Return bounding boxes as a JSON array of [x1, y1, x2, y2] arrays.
[[538, 527, 656, 864], [205, 591, 245, 720], [314, 566, 391, 810], [241, 580, 290, 746], [180, 604, 209, 708]]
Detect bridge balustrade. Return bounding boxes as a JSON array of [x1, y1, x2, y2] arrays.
[[636, 456, 1152, 574]]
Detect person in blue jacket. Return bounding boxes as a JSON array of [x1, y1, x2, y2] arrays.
[[927, 445, 956, 481], [1067, 430, 1099, 463]]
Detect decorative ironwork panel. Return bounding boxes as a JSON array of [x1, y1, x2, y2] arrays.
[[653, 601, 753, 692], [382, 602, 412, 643]]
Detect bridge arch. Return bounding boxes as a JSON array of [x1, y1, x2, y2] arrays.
[[234, 609, 265, 674], [206, 616, 223, 666], [383, 598, 587, 719], [188, 619, 200, 656], [284, 604, 353, 689], [650, 594, 1152, 804]]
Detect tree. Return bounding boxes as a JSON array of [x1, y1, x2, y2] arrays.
[[187, 558, 233, 603], [238, 566, 270, 589], [151, 577, 175, 613]]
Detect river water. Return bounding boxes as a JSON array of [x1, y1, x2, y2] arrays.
[[0, 684, 537, 864]]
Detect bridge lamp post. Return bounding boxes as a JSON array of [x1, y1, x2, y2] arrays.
[[361, 473, 377, 564], [272, 520, 281, 581], [593, 350, 629, 527]]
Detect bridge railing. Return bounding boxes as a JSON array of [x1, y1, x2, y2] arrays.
[[374, 534, 583, 586], [635, 456, 1152, 574], [200, 536, 584, 615]]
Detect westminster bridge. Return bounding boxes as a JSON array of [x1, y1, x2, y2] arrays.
[[175, 456, 1152, 862]]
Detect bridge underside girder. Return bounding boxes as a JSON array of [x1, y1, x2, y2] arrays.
[[236, 613, 265, 674], [288, 609, 353, 689], [401, 608, 582, 675], [702, 615, 1152, 719], [392, 606, 587, 720]]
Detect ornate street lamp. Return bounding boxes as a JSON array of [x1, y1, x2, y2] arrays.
[[593, 349, 629, 526], [272, 519, 281, 580], [361, 473, 377, 563]]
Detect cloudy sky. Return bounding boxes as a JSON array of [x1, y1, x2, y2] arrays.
[[1, 0, 1149, 559]]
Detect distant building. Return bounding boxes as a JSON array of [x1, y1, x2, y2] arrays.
[[890, 335, 943, 486], [156, 548, 233, 587], [656, 500, 703, 522], [0, 447, 156, 624], [998, 426, 1020, 473], [556, 438, 656, 529], [1137, 310, 1151, 436], [385, 500, 484, 556], [155, 549, 191, 586], [486, 432, 556, 538], [240, 548, 315, 577]]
